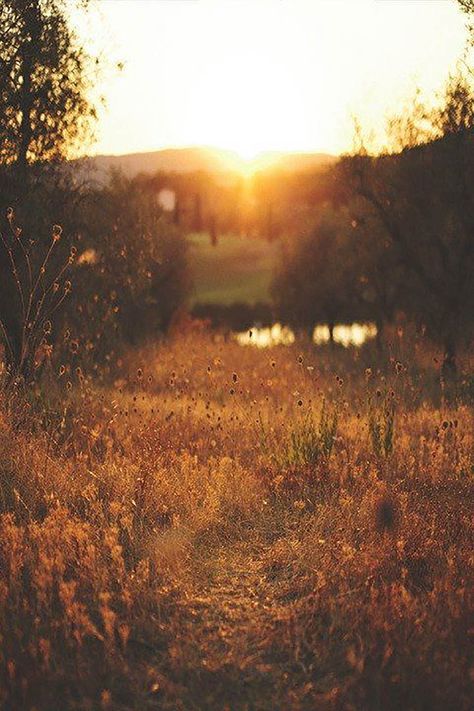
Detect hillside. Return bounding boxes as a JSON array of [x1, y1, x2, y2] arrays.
[[72, 146, 335, 182]]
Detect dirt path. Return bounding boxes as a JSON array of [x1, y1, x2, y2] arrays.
[[167, 539, 296, 710]]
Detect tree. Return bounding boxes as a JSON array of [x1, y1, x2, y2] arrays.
[[0, 0, 98, 177], [272, 208, 362, 342], [345, 205, 404, 349], [342, 75, 474, 375], [62, 174, 191, 365], [457, 0, 474, 44], [0, 0, 102, 377]]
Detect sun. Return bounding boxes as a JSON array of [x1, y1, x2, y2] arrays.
[[187, 50, 305, 159], [234, 143, 261, 162], [179, 13, 309, 161]]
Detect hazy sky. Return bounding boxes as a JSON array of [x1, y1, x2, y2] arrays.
[[83, 0, 470, 159]]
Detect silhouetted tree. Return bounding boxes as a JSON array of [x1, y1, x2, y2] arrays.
[[342, 75, 474, 375], [193, 192, 202, 231], [0, 0, 102, 376], [272, 208, 361, 342], [65, 175, 191, 362], [457, 0, 474, 44], [0, 0, 99, 179], [209, 213, 218, 247]]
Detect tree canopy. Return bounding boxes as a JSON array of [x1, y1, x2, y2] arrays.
[[0, 0, 98, 173]]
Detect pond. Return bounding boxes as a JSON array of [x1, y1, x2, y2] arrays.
[[236, 322, 377, 348]]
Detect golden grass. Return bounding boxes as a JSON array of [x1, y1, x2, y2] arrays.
[[0, 333, 472, 710]]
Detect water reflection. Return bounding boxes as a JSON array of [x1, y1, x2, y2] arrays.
[[236, 322, 377, 348], [236, 323, 295, 348]]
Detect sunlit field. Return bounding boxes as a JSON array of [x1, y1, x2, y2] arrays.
[[1, 0, 474, 709], [1, 332, 472, 710], [189, 233, 278, 306]]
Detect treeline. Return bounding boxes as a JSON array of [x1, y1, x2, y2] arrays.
[[113, 159, 334, 244], [273, 76, 474, 375]]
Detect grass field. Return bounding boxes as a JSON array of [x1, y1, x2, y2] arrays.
[[0, 334, 472, 710], [188, 232, 279, 305]]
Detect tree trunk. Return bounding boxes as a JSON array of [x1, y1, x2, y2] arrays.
[[17, 38, 34, 184], [441, 338, 457, 379], [328, 321, 335, 346], [376, 319, 384, 352]]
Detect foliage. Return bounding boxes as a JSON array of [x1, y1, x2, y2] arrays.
[[65, 174, 191, 363], [0, 174, 191, 377], [272, 207, 370, 339], [262, 399, 338, 471], [368, 389, 396, 458], [310, 75, 474, 373], [0, 0, 99, 172], [0, 207, 73, 378], [457, 0, 474, 44]]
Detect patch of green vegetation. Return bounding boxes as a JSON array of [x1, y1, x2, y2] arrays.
[[188, 232, 279, 305]]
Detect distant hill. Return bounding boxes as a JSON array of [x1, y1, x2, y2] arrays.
[[71, 146, 335, 182]]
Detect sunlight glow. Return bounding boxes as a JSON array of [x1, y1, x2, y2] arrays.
[[78, 0, 469, 158]]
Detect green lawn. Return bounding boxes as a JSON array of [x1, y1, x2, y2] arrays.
[[188, 232, 279, 305]]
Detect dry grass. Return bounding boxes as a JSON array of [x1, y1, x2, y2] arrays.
[[0, 333, 472, 710]]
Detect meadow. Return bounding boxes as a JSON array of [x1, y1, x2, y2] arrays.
[[0, 331, 472, 710], [188, 233, 278, 305], [1, 1, 473, 709]]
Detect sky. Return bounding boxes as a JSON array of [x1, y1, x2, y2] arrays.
[[81, 0, 470, 159]]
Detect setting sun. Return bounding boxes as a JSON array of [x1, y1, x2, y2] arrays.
[[83, 0, 468, 158]]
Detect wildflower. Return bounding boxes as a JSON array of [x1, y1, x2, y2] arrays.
[[52, 224, 63, 242]]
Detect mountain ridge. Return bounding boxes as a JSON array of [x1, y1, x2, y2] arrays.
[[72, 146, 336, 180]]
